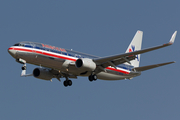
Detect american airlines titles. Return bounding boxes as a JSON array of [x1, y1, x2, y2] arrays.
[[42, 44, 67, 52]]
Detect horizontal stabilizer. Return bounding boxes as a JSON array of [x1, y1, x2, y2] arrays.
[[132, 61, 175, 72]]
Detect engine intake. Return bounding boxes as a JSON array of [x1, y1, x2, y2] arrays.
[[75, 58, 96, 71], [33, 68, 53, 80]]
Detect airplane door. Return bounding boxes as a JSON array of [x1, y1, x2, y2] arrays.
[[30, 42, 39, 60]]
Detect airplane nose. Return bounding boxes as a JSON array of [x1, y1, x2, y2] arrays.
[[8, 48, 16, 58]]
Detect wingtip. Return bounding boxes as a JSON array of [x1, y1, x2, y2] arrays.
[[169, 31, 177, 44]]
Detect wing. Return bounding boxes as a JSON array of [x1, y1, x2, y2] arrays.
[[93, 31, 177, 70]]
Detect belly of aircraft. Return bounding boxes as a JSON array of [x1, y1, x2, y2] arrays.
[[96, 72, 130, 80], [16, 51, 137, 80]]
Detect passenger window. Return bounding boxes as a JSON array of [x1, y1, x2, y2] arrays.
[[62, 52, 67, 55], [75, 54, 81, 58], [25, 45, 32, 48], [74, 54, 78, 58], [35, 47, 40, 49]]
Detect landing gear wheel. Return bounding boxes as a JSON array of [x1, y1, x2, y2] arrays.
[[68, 80, 72, 86], [92, 75, 97, 81], [89, 75, 94, 82], [63, 80, 72, 87], [63, 80, 68, 87], [89, 75, 97, 82], [22, 66, 26, 70]]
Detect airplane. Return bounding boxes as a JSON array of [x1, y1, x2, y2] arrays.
[[8, 30, 177, 87]]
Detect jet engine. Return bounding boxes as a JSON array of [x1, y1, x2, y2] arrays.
[[33, 68, 53, 80], [75, 58, 96, 71]]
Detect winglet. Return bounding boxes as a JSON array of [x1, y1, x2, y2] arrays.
[[169, 31, 177, 44]]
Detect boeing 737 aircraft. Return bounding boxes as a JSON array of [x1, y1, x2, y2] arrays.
[[8, 31, 177, 87]]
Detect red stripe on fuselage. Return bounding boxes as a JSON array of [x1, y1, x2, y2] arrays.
[[106, 67, 129, 74], [13, 48, 33, 52], [43, 52, 76, 61], [11, 47, 130, 74], [8, 48, 14, 50], [12, 47, 76, 61]]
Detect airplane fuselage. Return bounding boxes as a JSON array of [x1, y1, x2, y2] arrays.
[[8, 41, 141, 80]]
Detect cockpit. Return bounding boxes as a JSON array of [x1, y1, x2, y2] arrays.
[[13, 41, 33, 47], [13, 43, 25, 46]]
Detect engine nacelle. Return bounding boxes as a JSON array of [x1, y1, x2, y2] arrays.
[[33, 68, 53, 80], [75, 58, 96, 71]]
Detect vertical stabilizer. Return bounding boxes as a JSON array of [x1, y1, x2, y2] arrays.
[[125, 30, 143, 67]]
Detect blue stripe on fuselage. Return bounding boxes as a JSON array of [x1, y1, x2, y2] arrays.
[[20, 41, 133, 71]]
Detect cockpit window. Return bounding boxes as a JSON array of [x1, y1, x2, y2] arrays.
[[13, 43, 25, 46], [14, 43, 19, 46], [19, 44, 24, 46]]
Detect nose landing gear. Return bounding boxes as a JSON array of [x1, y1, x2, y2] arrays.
[[22, 65, 26, 70], [18, 58, 27, 76]]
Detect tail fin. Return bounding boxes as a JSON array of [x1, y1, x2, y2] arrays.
[[125, 30, 143, 67]]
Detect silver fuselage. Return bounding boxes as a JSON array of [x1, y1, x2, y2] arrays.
[[8, 41, 141, 80]]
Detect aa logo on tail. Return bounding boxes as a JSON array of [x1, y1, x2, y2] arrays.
[[129, 45, 139, 61]]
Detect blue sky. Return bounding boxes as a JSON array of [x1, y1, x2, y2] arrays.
[[1, 0, 180, 120]]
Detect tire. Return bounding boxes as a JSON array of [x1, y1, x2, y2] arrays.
[[88, 75, 93, 82], [68, 80, 72, 86], [63, 81, 68, 87], [93, 75, 97, 81], [22, 66, 26, 70]]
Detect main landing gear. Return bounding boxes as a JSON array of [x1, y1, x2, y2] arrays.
[[88, 74, 97, 82], [63, 79, 72, 87], [63, 74, 97, 87]]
